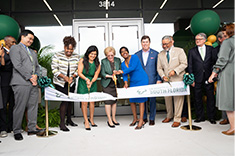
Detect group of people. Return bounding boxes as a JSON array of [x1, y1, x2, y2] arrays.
[[0, 23, 234, 141]]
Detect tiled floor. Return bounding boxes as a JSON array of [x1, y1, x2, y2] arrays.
[[0, 113, 234, 156]]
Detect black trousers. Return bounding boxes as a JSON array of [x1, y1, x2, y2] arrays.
[[0, 86, 15, 132], [193, 82, 215, 120]]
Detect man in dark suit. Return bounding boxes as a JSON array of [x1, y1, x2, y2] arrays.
[[135, 35, 161, 126], [9, 30, 44, 141], [0, 36, 16, 137], [188, 33, 217, 124]]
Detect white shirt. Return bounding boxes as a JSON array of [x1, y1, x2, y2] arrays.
[[142, 50, 149, 66], [197, 44, 206, 60]]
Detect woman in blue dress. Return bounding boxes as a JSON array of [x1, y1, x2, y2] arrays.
[[117, 46, 148, 130]]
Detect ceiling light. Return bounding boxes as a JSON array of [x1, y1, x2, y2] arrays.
[[212, 0, 224, 8], [185, 25, 191, 30], [43, 0, 65, 30], [43, 0, 52, 11], [160, 0, 168, 9], [106, 0, 108, 10], [150, 12, 159, 24], [53, 14, 63, 27]]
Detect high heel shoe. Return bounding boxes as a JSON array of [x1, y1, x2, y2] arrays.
[[112, 120, 120, 126], [107, 121, 115, 128], [135, 124, 144, 130], [88, 119, 98, 127], [59, 124, 70, 132], [84, 122, 91, 131], [66, 120, 78, 127], [129, 121, 137, 126]]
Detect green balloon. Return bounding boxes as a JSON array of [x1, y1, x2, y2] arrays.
[[30, 36, 41, 52], [190, 10, 220, 36], [0, 15, 21, 40]]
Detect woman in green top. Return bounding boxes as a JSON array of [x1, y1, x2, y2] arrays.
[[77, 45, 101, 130]]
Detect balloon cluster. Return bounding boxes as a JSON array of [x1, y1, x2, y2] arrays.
[[205, 35, 218, 47], [190, 10, 220, 48]]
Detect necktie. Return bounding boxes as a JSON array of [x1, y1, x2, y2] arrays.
[[166, 51, 170, 63], [26, 47, 35, 74], [200, 47, 204, 61]]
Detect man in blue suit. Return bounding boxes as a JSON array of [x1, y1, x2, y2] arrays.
[[135, 35, 161, 126]]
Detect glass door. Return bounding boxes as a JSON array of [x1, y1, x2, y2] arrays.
[[73, 18, 144, 116]]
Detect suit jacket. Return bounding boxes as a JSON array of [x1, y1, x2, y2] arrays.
[[188, 45, 217, 83], [100, 57, 121, 88], [9, 43, 40, 86], [157, 47, 187, 81], [135, 48, 161, 84]]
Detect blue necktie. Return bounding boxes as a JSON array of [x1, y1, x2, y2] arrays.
[[166, 51, 170, 63]]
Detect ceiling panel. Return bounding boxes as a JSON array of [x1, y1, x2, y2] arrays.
[[12, 0, 47, 12]]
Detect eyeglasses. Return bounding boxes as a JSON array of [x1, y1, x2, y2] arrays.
[[162, 42, 171, 46]]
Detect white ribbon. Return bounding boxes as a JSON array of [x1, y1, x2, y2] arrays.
[[45, 81, 189, 102], [117, 81, 189, 99]]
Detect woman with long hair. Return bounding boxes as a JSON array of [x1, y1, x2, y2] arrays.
[[77, 45, 101, 130]]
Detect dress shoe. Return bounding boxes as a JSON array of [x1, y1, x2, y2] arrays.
[[28, 129, 45, 135], [162, 118, 172, 123], [60, 126, 70, 132], [171, 122, 180, 128], [14, 133, 23, 141], [209, 119, 216, 124], [149, 120, 155, 126], [181, 117, 187, 123], [112, 120, 120, 126], [88, 119, 98, 127], [66, 120, 78, 127], [194, 118, 205, 123], [129, 121, 137, 126], [219, 119, 229, 125], [222, 130, 235, 135], [107, 121, 115, 128], [0, 131, 8, 138]]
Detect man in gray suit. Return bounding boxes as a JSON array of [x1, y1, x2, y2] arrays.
[[10, 30, 43, 141]]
